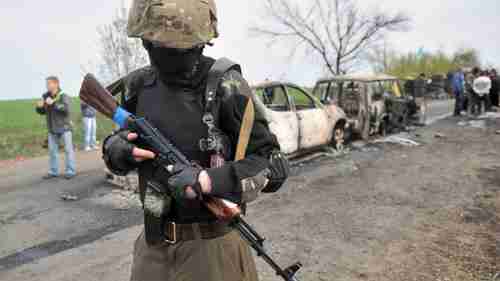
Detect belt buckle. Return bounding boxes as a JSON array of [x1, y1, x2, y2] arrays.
[[164, 222, 177, 244]]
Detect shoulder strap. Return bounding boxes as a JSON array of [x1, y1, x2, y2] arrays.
[[235, 98, 255, 161]]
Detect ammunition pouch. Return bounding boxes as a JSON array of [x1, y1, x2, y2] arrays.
[[143, 181, 173, 245]]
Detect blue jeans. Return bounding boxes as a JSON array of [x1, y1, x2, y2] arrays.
[[48, 131, 76, 176], [82, 117, 97, 149], [454, 91, 464, 116]]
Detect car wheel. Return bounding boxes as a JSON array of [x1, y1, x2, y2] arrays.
[[379, 120, 388, 137], [331, 124, 349, 151]]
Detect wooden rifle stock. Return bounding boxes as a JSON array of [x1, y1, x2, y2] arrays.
[[79, 74, 118, 120]]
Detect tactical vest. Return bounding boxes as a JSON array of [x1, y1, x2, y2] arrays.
[[124, 58, 241, 224]]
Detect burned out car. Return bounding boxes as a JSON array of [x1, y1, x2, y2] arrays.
[[312, 74, 415, 140], [252, 81, 348, 157]]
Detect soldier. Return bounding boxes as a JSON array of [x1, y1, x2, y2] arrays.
[[102, 1, 279, 281]]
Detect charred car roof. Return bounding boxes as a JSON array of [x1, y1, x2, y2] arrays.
[[316, 74, 399, 83], [252, 81, 305, 90]]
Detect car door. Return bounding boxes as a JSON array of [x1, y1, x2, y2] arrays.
[[286, 85, 330, 150], [254, 85, 299, 154]]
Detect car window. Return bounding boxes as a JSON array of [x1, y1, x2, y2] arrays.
[[369, 82, 384, 101], [254, 86, 290, 112], [287, 86, 316, 110], [313, 82, 329, 101], [377, 80, 403, 98], [327, 83, 339, 103], [341, 82, 361, 116]]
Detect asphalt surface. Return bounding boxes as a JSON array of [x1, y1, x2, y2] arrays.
[[0, 152, 143, 271], [0, 100, 456, 278]]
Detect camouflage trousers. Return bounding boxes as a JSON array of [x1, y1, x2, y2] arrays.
[[130, 229, 259, 281]]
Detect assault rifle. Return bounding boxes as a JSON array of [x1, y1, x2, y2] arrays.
[[79, 74, 302, 281]]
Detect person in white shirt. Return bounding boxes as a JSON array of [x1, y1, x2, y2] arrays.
[[472, 70, 492, 115]]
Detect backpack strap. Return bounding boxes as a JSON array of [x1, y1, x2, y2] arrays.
[[200, 58, 242, 153]]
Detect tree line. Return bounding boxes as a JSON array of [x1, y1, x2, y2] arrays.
[[369, 47, 482, 78], [91, 0, 488, 84]]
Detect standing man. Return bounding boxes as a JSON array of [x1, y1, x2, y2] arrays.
[[81, 101, 98, 151], [489, 69, 499, 108], [36, 76, 76, 179], [414, 73, 429, 125], [473, 70, 492, 115], [465, 71, 476, 116], [103, 1, 279, 280], [452, 68, 465, 116]]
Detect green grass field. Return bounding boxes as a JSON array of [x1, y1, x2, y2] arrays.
[[0, 97, 114, 160]]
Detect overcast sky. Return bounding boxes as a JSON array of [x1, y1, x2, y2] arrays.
[[0, 0, 499, 101]]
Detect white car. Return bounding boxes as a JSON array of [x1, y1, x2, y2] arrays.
[[252, 81, 348, 157]]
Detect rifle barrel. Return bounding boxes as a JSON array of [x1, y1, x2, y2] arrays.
[[232, 218, 301, 281]]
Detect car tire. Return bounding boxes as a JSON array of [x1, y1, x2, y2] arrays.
[[360, 114, 370, 140], [331, 123, 350, 151], [379, 120, 388, 137]]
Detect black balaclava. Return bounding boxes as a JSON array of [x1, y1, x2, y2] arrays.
[[143, 40, 205, 88]]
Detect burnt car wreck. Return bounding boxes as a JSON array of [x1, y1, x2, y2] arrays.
[[253, 81, 349, 156], [313, 74, 417, 140]]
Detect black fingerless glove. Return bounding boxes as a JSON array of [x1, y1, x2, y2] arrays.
[[167, 164, 203, 201], [103, 131, 138, 175], [262, 150, 290, 193]]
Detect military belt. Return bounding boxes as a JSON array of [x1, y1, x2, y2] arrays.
[[163, 221, 232, 244]]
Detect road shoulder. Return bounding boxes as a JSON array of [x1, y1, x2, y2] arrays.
[[0, 226, 142, 281]]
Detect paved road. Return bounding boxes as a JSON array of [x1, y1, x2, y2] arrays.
[[0, 151, 143, 271], [0, 100, 456, 277], [424, 99, 454, 124]]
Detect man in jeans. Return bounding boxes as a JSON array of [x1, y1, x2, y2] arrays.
[[452, 68, 465, 116], [81, 101, 98, 151], [36, 76, 76, 179]]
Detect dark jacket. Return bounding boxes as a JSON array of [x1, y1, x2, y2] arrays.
[[104, 57, 278, 223], [36, 91, 72, 134], [81, 102, 97, 118], [414, 77, 427, 98]]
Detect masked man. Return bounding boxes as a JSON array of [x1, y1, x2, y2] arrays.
[[102, 1, 279, 280]]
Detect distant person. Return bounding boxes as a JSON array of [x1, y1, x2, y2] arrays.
[[452, 68, 465, 116], [473, 70, 492, 115], [35, 76, 76, 179], [489, 69, 499, 107], [414, 73, 429, 124], [465, 71, 476, 116], [80, 101, 98, 151], [446, 71, 454, 97]]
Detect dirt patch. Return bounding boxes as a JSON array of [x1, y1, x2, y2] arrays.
[[366, 191, 499, 281]]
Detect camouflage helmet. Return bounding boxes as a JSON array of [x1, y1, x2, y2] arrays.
[[127, 0, 219, 49]]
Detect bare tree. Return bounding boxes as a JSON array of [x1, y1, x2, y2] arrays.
[[95, 4, 148, 83], [252, 0, 410, 75], [452, 48, 481, 69], [366, 41, 395, 73]]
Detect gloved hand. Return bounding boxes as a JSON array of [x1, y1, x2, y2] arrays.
[[167, 164, 204, 200], [103, 131, 155, 175]]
